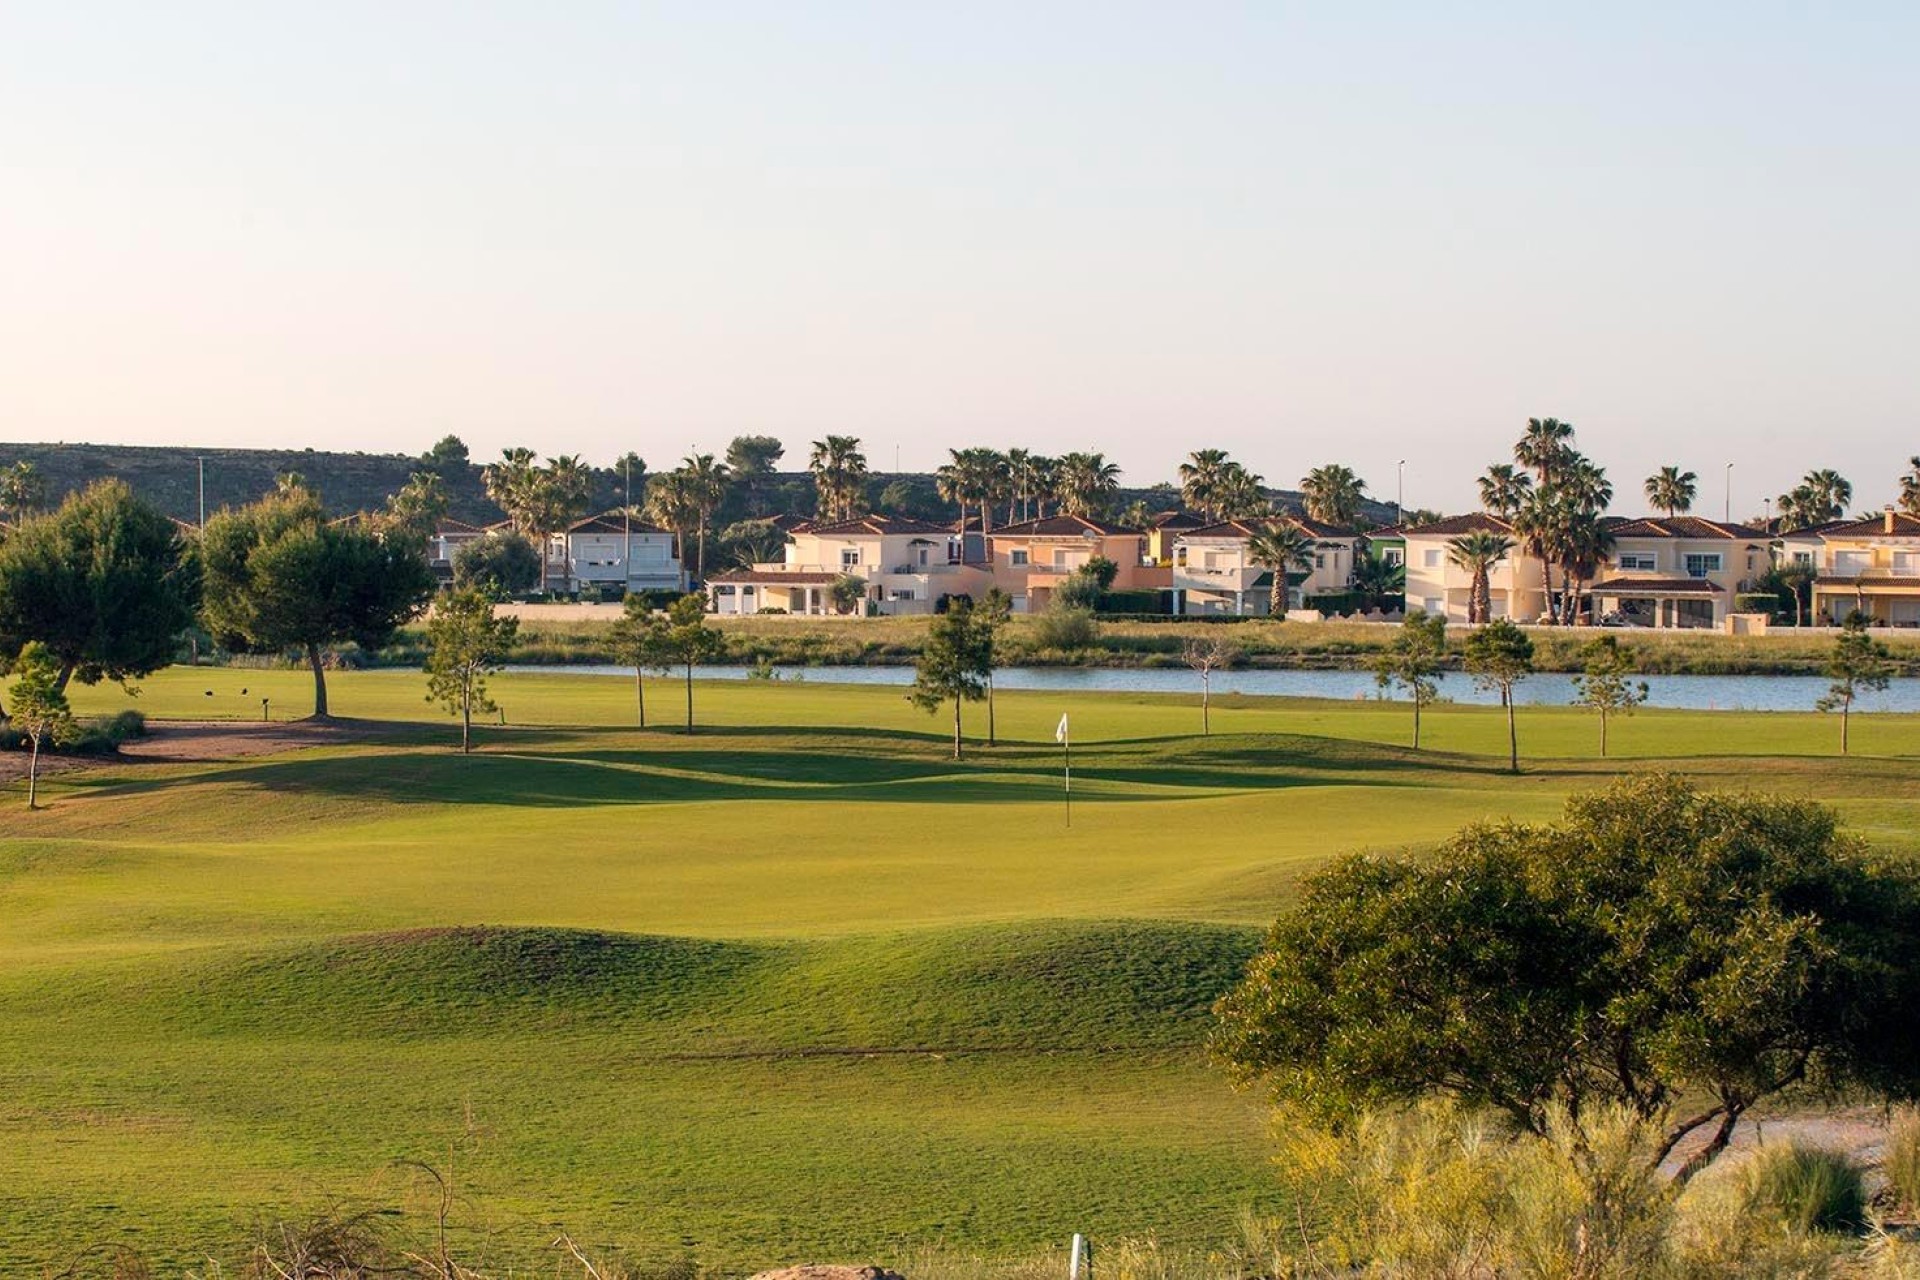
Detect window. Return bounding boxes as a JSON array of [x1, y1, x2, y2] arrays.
[[1422, 597, 1443, 615], [1683, 553, 1723, 578], [1314, 553, 1326, 569], [916, 547, 929, 567], [1792, 550, 1814, 566], [1010, 549, 1029, 566], [841, 548, 860, 569], [1384, 548, 1404, 567], [1423, 549, 1442, 568], [1618, 553, 1657, 572]]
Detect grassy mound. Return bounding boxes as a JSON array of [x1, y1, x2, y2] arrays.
[[105, 920, 1259, 1053]]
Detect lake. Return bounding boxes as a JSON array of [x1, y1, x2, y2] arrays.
[[513, 664, 1920, 713]]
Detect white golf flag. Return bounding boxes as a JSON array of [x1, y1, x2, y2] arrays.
[[1055, 713, 1069, 743]]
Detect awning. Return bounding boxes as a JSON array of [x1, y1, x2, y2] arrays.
[[1592, 577, 1723, 597]]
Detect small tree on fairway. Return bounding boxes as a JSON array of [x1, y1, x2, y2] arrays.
[[607, 595, 674, 728], [9, 642, 74, 809], [1372, 611, 1446, 748], [1182, 632, 1239, 736], [423, 589, 519, 753], [1818, 613, 1893, 755], [1463, 619, 1533, 773], [979, 588, 1012, 746], [1212, 775, 1920, 1185], [201, 485, 434, 717], [1572, 634, 1648, 756], [662, 594, 724, 734], [909, 597, 990, 760]]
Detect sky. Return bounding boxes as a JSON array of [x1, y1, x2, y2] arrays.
[[2, 2, 1915, 515]]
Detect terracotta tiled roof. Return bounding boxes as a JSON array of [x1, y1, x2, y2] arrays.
[[1401, 513, 1517, 537], [1591, 576, 1724, 595], [1145, 509, 1208, 530], [567, 511, 670, 535], [706, 569, 844, 585], [1181, 515, 1358, 541], [992, 514, 1138, 537], [1814, 512, 1920, 539], [803, 515, 953, 537], [1602, 516, 1767, 540]]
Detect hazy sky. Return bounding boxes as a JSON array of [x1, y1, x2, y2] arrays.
[[3, 3, 1915, 514]]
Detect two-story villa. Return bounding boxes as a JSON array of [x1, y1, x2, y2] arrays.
[[986, 515, 1159, 612], [1400, 514, 1546, 622], [1588, 517, 1769, 629], [1170, 516, 1362, 615], [550, 512, 686, 594], [707, 515, 989, 615], [1784, 508, 1920, 625]]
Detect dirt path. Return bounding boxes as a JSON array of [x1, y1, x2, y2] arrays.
[[0, 718, 390, 783]]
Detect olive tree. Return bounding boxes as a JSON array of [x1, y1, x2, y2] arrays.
[[201, 485, 434, 717], [1212, 775, 1920, 1184]]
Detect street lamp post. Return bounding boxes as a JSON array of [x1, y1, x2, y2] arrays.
[[1725, 462, 1733, 523], [1396, 460, 1406, 525]]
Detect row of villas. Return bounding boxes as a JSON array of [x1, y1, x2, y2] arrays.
[[706, 511, 1367, 616], [427, 503, 1920, 628], [1388, 508, 1920, 628]]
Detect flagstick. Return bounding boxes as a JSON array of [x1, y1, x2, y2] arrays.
[[1054, 712, 1073, 828]]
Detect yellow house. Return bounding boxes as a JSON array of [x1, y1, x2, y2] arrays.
[[1790, 508, 1920, 625], [1589, 517, 1770, 629], [1400, 515, 1546, 622], [1170, 516, 1363, 615]]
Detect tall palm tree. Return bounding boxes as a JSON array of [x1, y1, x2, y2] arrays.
[[1178, 449, 1233, 519], [1246, 521, 1317, 619], [1299, 463, 1367, 527], [680, 453, 731, 582], [1447, 531, 1513, 624], [1514, 417, 1576, 485], [1029, 455, 1060, 519], [808, 436, 869, 521], [1901, 458, 1920, 519], [1213, 463, 1270, 519], [1477, 464, 1533, 520], [1006, 448, 1039, 523], [1513, 493, 1564, 624], [1055, 452, 1121, 518], [935, 447, 1003, 534], [1557, 514, 1615, 624], [643, 470, 700, 574], [539, 455, 595, 592], [1803, 469, 1853, 522], [483, 447, 542, 535], [1644, 466, 1698, 519], [1775, 484, 1823, 533], [1557, 456, 1613, 516]]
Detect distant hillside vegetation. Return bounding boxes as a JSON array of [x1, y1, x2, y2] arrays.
[[0, 442, 503, 523], [0, 440, 1398, 529]]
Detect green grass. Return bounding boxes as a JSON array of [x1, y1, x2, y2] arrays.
[[1, 668, 1916, 1273]]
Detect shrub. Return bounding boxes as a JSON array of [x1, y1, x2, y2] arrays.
[[1886, 1108, 1920, 1218], [1741, 1143, 1867, 1235], [1031, 605, 1099, 651]]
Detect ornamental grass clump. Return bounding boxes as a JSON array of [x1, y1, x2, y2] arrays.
[[1741, 1143, 1868, 1235]]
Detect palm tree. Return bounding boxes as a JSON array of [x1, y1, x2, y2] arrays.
[[1213, 463, 1269, 519], [1350, 548, 1406, 612], [483, 447, 542, 534], [935, 447, 1004, 534], [643, 470, 700, 571], [1246, 521, 1317, 619], [1776, 484, 1823, 533], [808, 436, 869, 521], [538, 455, 594, 592], [1447, 531, 1513, 624], [1299, 464, 1367, 526], [1514, 417, 1576, 485], [1514, 493, 1564, 624], [1477, 464, 1533, 520], [680, 453, 731, 582], [1029, 455, 1060, 519], [1179, 449, 1233, 519], [1644, 466, 1698, 519], [1557, 456, 1613, 517], [1557, 513, 1615, 624], [1803, 469, 1853, 522], [1006, 448, 1039, 523], [1055, 452, 1121, 518], [1900, 458, 1920, 519]]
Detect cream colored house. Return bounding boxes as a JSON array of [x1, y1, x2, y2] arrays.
[[1783, 508, 1920, 625], [707, 515, 989, 615], [1588, 517, 1769, 629], [1170, 516, 1362, 615], [1399, 515, 1545, 622]]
